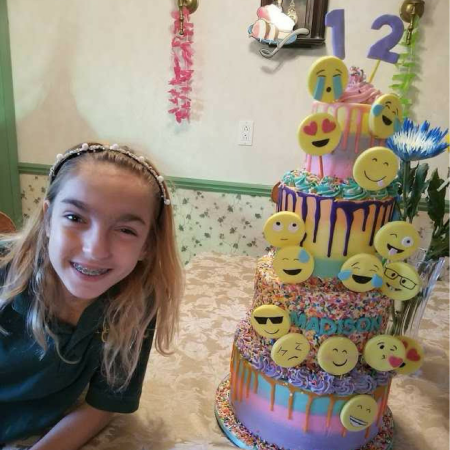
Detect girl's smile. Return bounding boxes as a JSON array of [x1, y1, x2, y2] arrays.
[[44, 163, 154, 308]]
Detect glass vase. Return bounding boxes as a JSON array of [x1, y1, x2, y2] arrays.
[[388, 248, 446, 338]]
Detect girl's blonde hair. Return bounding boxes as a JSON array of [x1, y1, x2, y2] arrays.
[[0, 143, 184, 391]]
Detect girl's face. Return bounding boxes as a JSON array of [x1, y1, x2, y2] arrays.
[[44, 163, 154, 306]]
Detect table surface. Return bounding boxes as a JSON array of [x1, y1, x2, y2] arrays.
[[7, 252, 449, 450]]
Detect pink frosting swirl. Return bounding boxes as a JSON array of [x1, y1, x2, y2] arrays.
[[338, 66, 382, 105]]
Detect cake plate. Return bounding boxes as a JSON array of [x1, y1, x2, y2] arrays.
[[215, 376, 394, 450]]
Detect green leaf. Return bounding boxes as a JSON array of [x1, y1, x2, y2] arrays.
[[396, 73, 416, 81], [406, 163, 429, 221], [402, 161, 417, 193], [397, 53, 413, 60], [426, 169, 446, 230], [427, 228, 449, 259]]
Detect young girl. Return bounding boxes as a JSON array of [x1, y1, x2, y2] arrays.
[[0, 143, 184, 450]]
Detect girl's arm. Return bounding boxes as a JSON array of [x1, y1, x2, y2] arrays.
[[30, 403, 115, 450]]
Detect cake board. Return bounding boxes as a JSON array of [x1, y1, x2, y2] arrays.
[[215, 376, 394, 450]]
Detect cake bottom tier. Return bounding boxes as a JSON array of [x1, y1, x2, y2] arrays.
[[215, 377, 394, 450]]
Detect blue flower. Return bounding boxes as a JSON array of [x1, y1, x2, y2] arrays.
[[386, 118, 449, 161]]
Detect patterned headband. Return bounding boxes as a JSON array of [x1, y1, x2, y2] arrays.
[[48, 143, 171, 206]]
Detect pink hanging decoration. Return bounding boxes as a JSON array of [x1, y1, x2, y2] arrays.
[[168, 8, 194, 124]]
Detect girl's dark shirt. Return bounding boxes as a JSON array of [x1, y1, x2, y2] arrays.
[[0, 266, 156, 442]]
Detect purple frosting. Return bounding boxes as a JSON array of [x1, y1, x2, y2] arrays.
[[352, 369, 377, 394], [288, 367, 310, 389], [333, 376, 355, 396], [374, 370, 394, 385], [234, 318, 396, 395], [308, 372, 335, 395]]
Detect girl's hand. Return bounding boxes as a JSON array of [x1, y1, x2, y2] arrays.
[[29, 403, 115, 450]]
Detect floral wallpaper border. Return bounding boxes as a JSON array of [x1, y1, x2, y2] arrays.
[[19, 174, 448, 281]]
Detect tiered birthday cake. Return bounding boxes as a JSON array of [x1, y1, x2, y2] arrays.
[[216, 22, 425, 450]]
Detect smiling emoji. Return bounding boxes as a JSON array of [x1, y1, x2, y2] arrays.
[[307, 56, 349, 103], [353, 146, 398, 191], [363, 335, 406, 372], [374, 221, 420, 261], [340, 395, 379, 432], [381, 262, 421, 301], [395, 336, 424, 375], [263, 212, 306, 248], [273, 246, 314, 284], [317, 336, 359, 375], [338, 254, 383, 293], [369, 94, 403, 139], [298, 112, 342, 156], [271, 333, 310, 368], [251, 305, 291, 339]]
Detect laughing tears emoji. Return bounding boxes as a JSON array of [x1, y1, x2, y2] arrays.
[[298, 112, 342, 156], [340, 395, 378, 432], [353, 147, 398, 191], [363, 335, 405, 372], [374, 221, 420, 261], [338, 254, 383, 293], [369, 93, 403, 139]]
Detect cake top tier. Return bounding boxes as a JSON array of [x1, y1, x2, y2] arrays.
[[337, 66, 382, 105]]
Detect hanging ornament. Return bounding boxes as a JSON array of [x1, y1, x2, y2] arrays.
[[168, 1, 198, 124]]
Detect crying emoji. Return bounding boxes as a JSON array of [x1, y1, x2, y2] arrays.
[[307, 56, 349, 103]]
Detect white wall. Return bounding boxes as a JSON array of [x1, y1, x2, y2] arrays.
[[8, 0, 449, 184]]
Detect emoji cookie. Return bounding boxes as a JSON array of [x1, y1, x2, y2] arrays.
[[271, 333, 310, 368], [353, 147, 398, 191], [273, 246, 314, 284], [363, 335, 405, 371], [374, 221, 420, 261], [340, 395, 379, 432], [307, 56, 349, 103], [381, 262, 421, 301], [317, 336, 359, 375], [263, 212, 306, 248], [338, 254, 383, 292], [395, 336, 424, 375], [369, 93, 403, 139], [251, 305, 291, 339], [297, 113, 342, 156]]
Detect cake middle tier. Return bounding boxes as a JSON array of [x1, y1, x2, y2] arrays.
[[277, 184, 396, 278], [251, 255, 391, 364]]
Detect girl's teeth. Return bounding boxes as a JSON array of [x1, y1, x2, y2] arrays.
[[73, 263, 108, 276]]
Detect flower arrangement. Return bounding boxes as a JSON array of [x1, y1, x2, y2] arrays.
[[386, 118, 449, 336]]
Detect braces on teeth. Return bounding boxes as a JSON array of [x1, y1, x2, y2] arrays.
[[73, 263, 108, 276]]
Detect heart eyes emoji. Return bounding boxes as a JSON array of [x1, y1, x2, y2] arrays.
[[303, 121, 318, 136], [303, 118, 336, 136], [298, 112, 342, 156]]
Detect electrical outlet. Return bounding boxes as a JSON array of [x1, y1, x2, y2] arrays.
[[238, 120, 254, 146]]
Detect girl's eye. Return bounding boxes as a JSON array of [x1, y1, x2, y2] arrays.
[[64, 214, 83, 223], [119, 228, 137, 236]]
